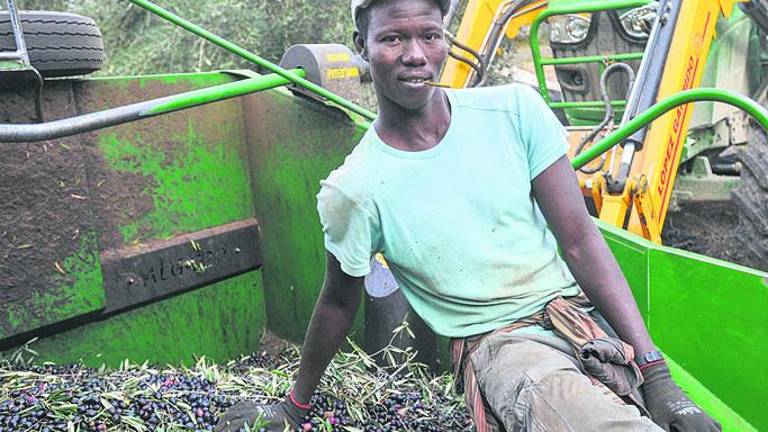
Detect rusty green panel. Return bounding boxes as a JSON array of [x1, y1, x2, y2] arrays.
[[86, 72, 240, 98], [10, 271, 265, 367], [0, 82, 106, 340], [77, 72, 254, 249], [0, 72, 267, 364], [242, 89, 368, 343], [96, 124, 253, 245], [648, 248, 768, 431], [2, 231, 104, 340], [597, 221, 767, 431]]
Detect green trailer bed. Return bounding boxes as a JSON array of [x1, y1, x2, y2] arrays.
[[1, 70, 766, 430]]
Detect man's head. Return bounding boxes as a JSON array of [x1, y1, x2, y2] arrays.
[[351, 0, 451, 40], [351, 0, 450, 111]]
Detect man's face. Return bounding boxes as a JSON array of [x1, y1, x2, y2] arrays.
[[358, 0, 448, 111]]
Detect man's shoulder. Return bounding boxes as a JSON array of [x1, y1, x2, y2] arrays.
[[320, 130, 381, 204], [450, 83, 534, 115]]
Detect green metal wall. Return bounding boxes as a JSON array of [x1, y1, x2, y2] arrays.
[[26, 273, 264, 367], [601, 222, 766, 431], [1, 72, 267, 367], [241, 89, 368, 343], [2, 71, 764, 430]]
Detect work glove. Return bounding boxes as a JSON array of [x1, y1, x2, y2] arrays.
[[641, 361, 721, 432], [214, 395, 309, 432]]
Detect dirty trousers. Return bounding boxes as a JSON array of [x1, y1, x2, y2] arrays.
[[470, 330, 663, 432]]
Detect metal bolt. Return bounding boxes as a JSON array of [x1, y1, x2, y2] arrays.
[[234, 247, 241, 253]]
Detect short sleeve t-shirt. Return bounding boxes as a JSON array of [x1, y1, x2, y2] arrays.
[[316, 84, 581, 338]]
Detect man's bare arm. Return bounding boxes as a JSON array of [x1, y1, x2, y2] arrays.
[[530, 155, 655, 357], [292, 252, 365, 403], [214, 253, 363, 431]]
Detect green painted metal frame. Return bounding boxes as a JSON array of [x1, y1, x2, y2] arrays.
[[556, 85, 768, 429], [529, 0, 650, 105], [599, 221, 767, 431], [571, 88, 768, 169], [0, 70, 305, 142], [540, 52, 644, 66], [1, 72, 268, 367], [550, 100, 627, 109]]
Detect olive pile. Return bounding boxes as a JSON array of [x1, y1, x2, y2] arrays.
[[298, 391, 472, 432], [0, 352, 473, 431], [0, 363, 236, 432]]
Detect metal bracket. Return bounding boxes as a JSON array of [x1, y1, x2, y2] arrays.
[[729, 111, 750, 146], [631, 176, 662, 244], [100, 219, 263, 314], [1, 0, 45, 122], [598, 184, 633, 229], [591, 175, 606, 214]]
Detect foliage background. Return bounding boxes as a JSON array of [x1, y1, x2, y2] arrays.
[[16, 0, 516, 109], [20, 0, 355, 76]]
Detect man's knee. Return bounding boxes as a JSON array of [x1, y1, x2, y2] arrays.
[[471, 334, 657, 431], [472, 336, 581, 422], [473, 336, 579, 385]]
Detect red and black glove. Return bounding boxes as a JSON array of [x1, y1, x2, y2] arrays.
[[215, 390, 311, 432], [641, 360, 721, 432]]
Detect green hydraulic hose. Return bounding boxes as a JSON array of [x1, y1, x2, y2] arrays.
[[571, 88, 768, 170], [128, 0, 377, 122], [530, 0, 650, 102]]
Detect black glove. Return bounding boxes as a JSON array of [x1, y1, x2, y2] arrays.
[[215, 396, 309, 432], [641, 361, 721, 432]]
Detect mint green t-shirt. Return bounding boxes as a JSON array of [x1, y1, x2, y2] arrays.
[[316, 84, 581, 338]]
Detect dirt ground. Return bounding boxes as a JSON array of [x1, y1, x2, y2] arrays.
[[258, 330, 297, 358], [663, 201, 766, 272]]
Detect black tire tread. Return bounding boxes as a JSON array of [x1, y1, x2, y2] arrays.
[[0, 11, 104, 77], [731, 126, 768, 268]]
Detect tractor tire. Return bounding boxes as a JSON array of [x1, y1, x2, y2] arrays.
[[0, 11, 104, 77], [731, 127, 768, 271]]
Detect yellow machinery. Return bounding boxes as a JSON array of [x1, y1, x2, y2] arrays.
[[440, 0, 749, 244]]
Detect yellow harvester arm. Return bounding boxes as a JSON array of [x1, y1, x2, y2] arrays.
[[443, 0, 747, 243], [617, 0, 743, 240], [442, 0, 547, 88]]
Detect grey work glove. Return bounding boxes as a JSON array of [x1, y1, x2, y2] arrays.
[[215, 397, 309, 432], [641, 362, 721, 432]]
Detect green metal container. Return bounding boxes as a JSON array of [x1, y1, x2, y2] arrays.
[[1, 71, 766, 431]]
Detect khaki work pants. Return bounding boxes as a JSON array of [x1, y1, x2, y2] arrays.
[[470, 330, 664, 432]]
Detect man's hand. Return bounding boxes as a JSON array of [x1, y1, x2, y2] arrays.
[[641, 362, 721, 432], [214, 398, 308, 432]]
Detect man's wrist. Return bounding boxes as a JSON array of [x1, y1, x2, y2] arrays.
[[636, 349, 665, 370], [288, 389, 312, 410]]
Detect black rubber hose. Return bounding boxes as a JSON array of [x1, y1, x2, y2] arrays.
[[477, 0, 538, 87], [576, 62, 636, 174], [445, 32, 486, 86], [447, 49, 484, 84]]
